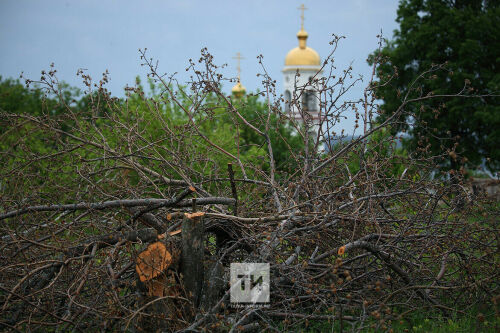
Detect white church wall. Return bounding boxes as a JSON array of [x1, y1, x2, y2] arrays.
[[282, 66, 323, 125]]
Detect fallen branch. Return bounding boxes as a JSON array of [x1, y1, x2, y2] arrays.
[[1, 197, 235, 221]]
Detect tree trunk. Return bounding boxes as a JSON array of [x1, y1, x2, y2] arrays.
[[181, 212, 205, 308]]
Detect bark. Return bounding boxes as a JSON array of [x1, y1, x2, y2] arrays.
[[181, 213, 205, 308]]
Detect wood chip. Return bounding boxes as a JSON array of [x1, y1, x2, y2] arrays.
[[169, 229, 182, 236], [184, 212, 205, 219]]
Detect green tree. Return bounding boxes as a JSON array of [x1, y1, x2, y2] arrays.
[[225, 94, 304, 173], [370, 0, 500, 172], [0, 77, 83, 201], [126, 78, 303, 177], [0, 77, 45, 116], [0, 75, 302, 204]]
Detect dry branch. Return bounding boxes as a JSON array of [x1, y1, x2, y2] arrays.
[[0, 196, 235, 221]]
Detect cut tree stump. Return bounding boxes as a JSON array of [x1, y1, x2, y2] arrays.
[[181, 211, 205, 308], [200, 259, 225, 311]]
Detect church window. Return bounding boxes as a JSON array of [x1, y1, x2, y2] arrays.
[[284, 90, 291, 113], [302, 90, 316, 111]]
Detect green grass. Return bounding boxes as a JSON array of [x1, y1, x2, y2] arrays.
[[275, 308, 499, 332]]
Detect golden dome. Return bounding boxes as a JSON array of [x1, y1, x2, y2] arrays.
[[231, 52, 246, 97], [231, 81, 246, 97], [285, 29, 321, 66]]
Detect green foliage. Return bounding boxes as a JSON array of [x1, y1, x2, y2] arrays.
[[367, 125, 410, 177], [0, 77, 83, 202], [0, 77, 45, 116], [228, 94, 305, 173], [276, 307, 499, 332], [0, 76, 303, 202], [124, 78, 303, 179], [369, 0, 500, 171], [332, 126, 410, 186]]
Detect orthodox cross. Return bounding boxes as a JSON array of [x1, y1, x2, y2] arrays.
[[298, 4, 307, 30], [232, 52, 244, 82]]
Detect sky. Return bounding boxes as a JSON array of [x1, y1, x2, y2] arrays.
[[0, 0, 401, 132]]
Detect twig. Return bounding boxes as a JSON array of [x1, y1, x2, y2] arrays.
[[227, 163, 238, 215]]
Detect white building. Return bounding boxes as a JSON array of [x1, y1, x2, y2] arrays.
[[283, 5, 323, 131]]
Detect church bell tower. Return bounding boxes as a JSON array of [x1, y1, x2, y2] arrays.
[[283, 4, 322, 129]]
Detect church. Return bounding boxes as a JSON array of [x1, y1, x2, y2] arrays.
[[232, 4, 323, 130]]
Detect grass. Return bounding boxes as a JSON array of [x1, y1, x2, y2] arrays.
[[274, 307, 499, 332]]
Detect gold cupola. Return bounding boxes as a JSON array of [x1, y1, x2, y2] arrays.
[[284, 4, 321, 66], [231, 81, 246, 97], [231, 52, 246, 98]]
